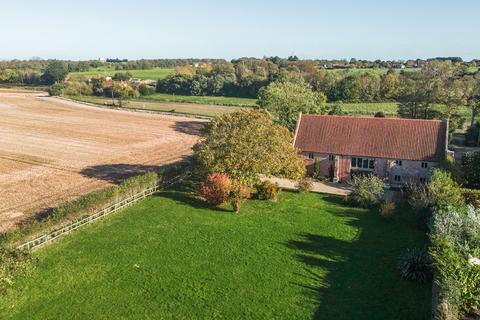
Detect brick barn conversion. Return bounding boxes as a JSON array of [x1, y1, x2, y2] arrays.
[[293, 114, 449, 185]]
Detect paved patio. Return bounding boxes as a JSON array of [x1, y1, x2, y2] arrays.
[[264, 177, 351, 196]]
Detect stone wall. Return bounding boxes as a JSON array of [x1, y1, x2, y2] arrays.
[[301, 151, 436, 184]]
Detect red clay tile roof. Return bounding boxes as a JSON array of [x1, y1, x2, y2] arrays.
[[294, 114, 447, 162]]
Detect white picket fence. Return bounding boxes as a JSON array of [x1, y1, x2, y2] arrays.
[[16, 185, 159, 251]]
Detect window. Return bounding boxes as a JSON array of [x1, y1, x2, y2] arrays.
[[351, 157, 357, 167], [394, 175, 401, 182], [363, 159, 369, 169], [328, 154, 335, 161], [308, 152, 314, 159], [420, 177, 426, 183], [421, 162, 428, 168], [351, 157, 375, 170], [395, 160, 403, 166]]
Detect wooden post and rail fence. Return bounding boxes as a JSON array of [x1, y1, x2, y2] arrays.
[[16, 171, 189, 251]]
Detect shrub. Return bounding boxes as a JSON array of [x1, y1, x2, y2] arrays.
[[462, 151, 480, 189], [296, 177, 313, 193], [63, 81, 93, 96], [397, 248, 432, 283], [430, 206, 480, 317], [380, 201, 396, 218], [230, 183, 253, 213], [48, 83, 64, 96], [0, 247, 36, 293], [347, 175, 385, 208], [312, 161, 321, 179], [256, 181, 279, 201], [200, 173, 232, 206], [429, 170, 465, 210], [462, 188, 480, 208], [374, 111, 386, 118], [407, 183, 432, 210], [138, 84, 156, 96]]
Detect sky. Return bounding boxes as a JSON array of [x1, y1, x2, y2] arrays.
[[0, 0, 479, 61]]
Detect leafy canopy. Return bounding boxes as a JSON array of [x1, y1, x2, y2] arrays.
[[256, 77, 327, 131], [193, 109, 305, 187]]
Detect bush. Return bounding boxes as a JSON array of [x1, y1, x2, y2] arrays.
[[407, 183, 432, 210], [48, 83, 64, 96], [0, 247, 36, 293], [139, 84, 156, 96], [429, 170, 465, 210], [397, 248, 432, 283], [430, 206, 480, 317], [462, 188, 480, 208], [380, 201, 396, 218], [256, 181, 279, 201], [63, 81, 93, 96], [462, 151, 480, 189], [296, 177, 312, 193], [200, 173, 232, 206], [374, 111, 386, 118], [230, 183, 253, 213], [347, 175, 385, 208]]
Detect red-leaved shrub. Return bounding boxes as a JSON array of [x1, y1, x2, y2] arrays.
[[200, 173, 232, 206]]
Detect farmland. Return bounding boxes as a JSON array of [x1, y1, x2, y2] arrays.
[[69, 67, 173, 80], [0, 89, 203, 232], [67, 94, 474, 122], [0, 189, 431, 319], [67, 95, 244, 117]]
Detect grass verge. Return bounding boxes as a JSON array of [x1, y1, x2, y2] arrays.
[[0, 189, 431, 319]]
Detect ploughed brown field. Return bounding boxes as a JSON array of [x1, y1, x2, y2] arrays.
[[0, 89, 204, 232]]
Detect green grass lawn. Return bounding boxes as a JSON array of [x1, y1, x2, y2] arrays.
[[0, 190, 431, 319], [69, 67, 173, 80], [67, 95, 244, 117], [338, 102, 472, 120], [142, 93, 257, 107]]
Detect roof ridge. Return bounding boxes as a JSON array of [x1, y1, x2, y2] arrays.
[[301, 114, 444, 123]]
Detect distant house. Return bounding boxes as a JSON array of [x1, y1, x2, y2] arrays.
[[293, 114, 448, 185]]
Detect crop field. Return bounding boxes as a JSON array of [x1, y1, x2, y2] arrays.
[[0, 89, 203, 232], [0, 189, 431, 319], [69, 67, 173, 80]]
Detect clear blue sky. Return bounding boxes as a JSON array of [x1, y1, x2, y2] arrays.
[[1, 0, 478, 61]]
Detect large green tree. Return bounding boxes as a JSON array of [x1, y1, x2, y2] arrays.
[[396, 61, 466, 123], [256, 77, 327, 131], [41, 60, 68, 85], [193, 110, 305, 187]]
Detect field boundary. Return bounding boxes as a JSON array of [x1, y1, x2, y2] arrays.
[[16, 171, 190, 251], [55, 96, 212, 119], [16, 185, 159, 251]]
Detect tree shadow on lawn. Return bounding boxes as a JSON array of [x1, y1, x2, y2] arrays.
[[155, 190, 232, 213], [287, 206, 431, 320]]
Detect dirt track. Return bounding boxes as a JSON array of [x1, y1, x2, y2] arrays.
[[0, 90, 204, 232]]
